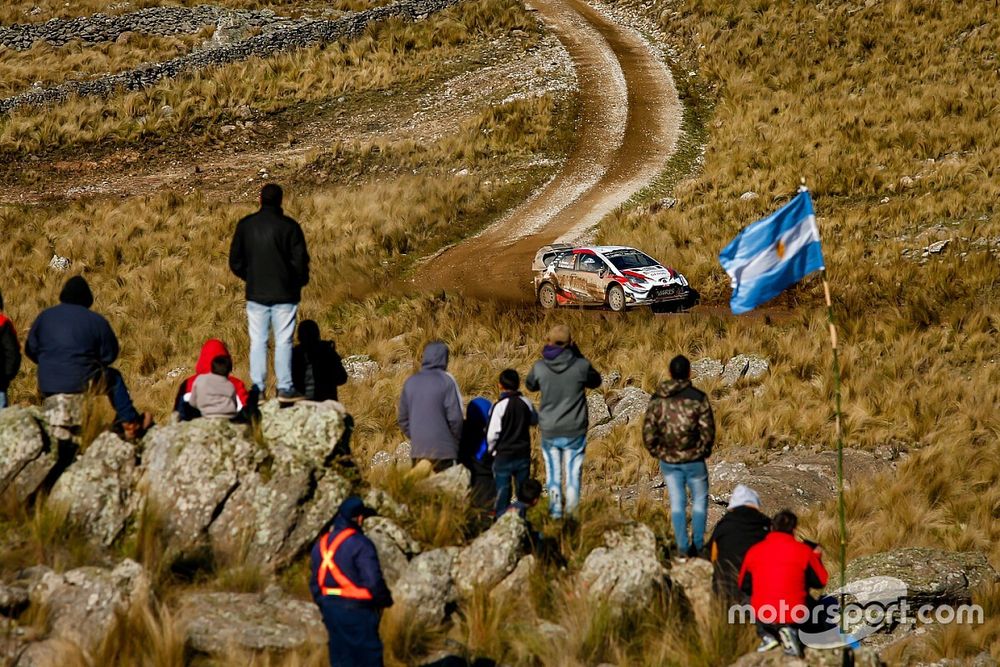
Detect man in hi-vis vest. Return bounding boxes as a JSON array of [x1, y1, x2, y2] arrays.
[[309, 496, 393, 666]]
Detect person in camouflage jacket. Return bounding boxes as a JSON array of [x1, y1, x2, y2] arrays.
[[643, 355, 715, 557]]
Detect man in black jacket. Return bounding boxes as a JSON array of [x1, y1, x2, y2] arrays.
[[25, 277, 151, 440], [707, 484, 770, 599], [486, 369, 538, 517], [229, 183, 310, 402], [0, 288, 21, 408]]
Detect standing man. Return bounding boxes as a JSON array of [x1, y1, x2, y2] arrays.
[[525, 325, 601, 519], [0, 288, 21, 408], [642, 354, 715, 558], [229, 183, 310, 402], [398, 341, 464, 471], [310, 496, 393, 667]]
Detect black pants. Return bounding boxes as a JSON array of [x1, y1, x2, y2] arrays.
[[320, 603, 383, 667]]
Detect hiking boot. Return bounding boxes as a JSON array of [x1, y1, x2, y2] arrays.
[[756, 635, 780, 653], [778, 626, 803, 658], [120, 413, 154, 442], [686, 544, 699, 558], [277, 389, 304, 403]]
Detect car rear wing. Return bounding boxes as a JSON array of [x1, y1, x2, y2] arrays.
[[532, 243, 574, 272]]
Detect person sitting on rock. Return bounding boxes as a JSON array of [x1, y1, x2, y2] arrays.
[[459, 395, 496, 514], [487, 368, 538, 518], [292, 319, 348, 402], [25, 276, 152, 441], [398, 341, 464, 472], [0, 287, 21, 409], [707, 484, 771, 601], [174, 338, 252, 421], [189, 355, 240, 420], [310, 496, 393, 667], [738, 509, 828, 657]]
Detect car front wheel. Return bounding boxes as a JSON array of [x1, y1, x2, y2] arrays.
[[607, 284, 626, 312], [538, 282, 558, 309]]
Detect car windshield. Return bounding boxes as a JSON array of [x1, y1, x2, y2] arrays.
[[605, 250, 657, 270]]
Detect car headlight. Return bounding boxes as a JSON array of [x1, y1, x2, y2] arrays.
[[627, 276, 650, 288]]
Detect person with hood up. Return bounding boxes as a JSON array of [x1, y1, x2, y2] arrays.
[[174, 338, 251, 421], [458, 396, 496, 513], [642, 354, 714, 558], [309, 496, 392, 667], [0, 288, 21, 409], [525, 325, 601, 519], [397, 341, 464, 471], [25, 276, 152, 440], [707, 484, 771, 600]]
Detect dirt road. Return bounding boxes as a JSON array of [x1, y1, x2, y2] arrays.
[[416, 0, 681, 301]]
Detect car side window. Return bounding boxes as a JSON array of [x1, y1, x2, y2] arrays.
[[556, 254, 577, 270], [578, 254, 606, 273]]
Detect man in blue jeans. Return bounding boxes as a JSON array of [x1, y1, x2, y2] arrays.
[[486, 369, 538, 517], [642, 354, 715, 558], [525, 325, 601, 519], [229, 184, 310, 401]]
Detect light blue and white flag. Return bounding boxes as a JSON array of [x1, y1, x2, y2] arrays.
[[719, 190, 825, 314]]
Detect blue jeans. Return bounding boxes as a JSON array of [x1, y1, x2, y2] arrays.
[[246, 301, 298, 393], [541, 435, 586, 518], [660, 460, 709, 555], [0, 391, 6, 408], [493, 457, 531, 517]]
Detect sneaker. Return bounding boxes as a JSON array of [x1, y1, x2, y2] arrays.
[[756, 635, 780, 653], [686, 544, 698, 558], [277, 389, 304, 403], [778, 626, 803, 658]]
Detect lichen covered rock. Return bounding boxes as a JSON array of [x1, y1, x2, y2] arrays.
[[453, 513, 527, 597]]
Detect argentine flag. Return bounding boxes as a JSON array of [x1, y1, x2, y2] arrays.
[[719, 190, 825, 314]]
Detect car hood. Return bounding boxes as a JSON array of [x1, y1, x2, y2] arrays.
[[620, 265, 687, 286]]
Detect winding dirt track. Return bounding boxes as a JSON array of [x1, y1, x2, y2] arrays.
[[416, 0, 681, 301]]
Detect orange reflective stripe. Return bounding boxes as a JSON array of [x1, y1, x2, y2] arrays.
[[316, 528, 373, 600]]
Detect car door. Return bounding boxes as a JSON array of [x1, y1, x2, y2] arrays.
[[549, 252, 582, 302], [574, 252, 612, 304]]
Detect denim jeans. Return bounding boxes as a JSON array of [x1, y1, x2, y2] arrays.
[[246, 301, 298, 393], [541, 435, 586, 518], [659, 459, 709, 555], [0, 390, 6, 409], [493, 457, 531, 517], [103, 367, 141, 424]]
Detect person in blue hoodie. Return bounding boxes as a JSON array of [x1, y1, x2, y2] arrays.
[[397, 341, 464, 471], [310, 496, 393, 667], [25, 276, 151, 440], [459, 396, 495, 513]]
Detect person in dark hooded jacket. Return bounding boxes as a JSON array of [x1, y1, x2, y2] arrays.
[[459, 396, 496, 513], [0, 288, 21, 408], [397, 341, 464, 470], [174, 338, 252, 421], [708, 484, 770, 600], [310, 496, 392, 667], [25, 276, 151, 440], [292, 320, 348, 402], [525, 324, 601, 519]]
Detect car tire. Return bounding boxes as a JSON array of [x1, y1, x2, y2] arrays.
[[606, 284, 626, 312], [538, 282, 558, 309]]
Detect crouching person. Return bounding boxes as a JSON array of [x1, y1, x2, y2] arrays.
[[310, 497, 393, 667]]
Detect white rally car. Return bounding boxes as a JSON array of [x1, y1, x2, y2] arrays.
[[532, 244, 696, 312]]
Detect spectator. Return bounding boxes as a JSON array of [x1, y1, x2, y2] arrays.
[[189, 355, 239, 419], [738, 510, 829, 657], [525, 325, 601, 519], [487, 369, 537, 517], [642, 354, 715, 558], [229, 183, 310, 403], [25, 276, 151, 440], [0, 288, 21, 409], [173, 339, 251, 421], [459, 396, 496, 513], [398, 341, 464, 471], [707, 484, 770, 600], [292, 319, 348, 402]]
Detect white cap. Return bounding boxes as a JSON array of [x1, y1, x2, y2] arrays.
[[728, 484, 761, 510]]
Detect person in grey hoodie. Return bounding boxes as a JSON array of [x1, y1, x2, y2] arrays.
[[525, 325, 601, 518], [398, 341, 464, 471]]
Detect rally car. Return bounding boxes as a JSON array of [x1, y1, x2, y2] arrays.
[[532, 244, 696, 312]]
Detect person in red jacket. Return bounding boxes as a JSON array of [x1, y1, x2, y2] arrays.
[[738, 510, 828, 657], [174, 339, 253, 421]]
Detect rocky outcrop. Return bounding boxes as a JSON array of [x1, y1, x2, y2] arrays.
[[366, 517, 421, 587], [393, 547, 460, 624], [845, 548, 997, 606], [671, 557, 714, 628], [452, 513, 528, 597], [16, 560, 150, 663], [728, 647, 883, 667], [419, 463, 470, 498], [587, 392, 612, 427], [41, 394, 83, 441], [370, 441, 411, 469], [48, 432, 136, 546], [0, 407, 56, 503], [721, 354, 770, 387], [578, 523, 668, 607], [178, 588, 325, 655], [587, 386, 650, 441], [492, 555, 536, 601]]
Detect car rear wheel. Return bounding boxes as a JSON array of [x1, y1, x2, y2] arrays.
[[538, 282, 558, 309], [607, 284, 626, 312]]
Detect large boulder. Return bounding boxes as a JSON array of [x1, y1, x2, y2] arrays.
[[394, 547, 460, 624], [845, 548, 997, 606], [259, 399, 351, 461], [41, 394, 84, 441], [587, 392, 612, 427], [491, 555, 536, 601], [17, 560, 150, 663], [48, 432, 136, 546], [452, 513, 527, 597], [608, 386, 651, 423], [366, 517, 421, 588], [178, 588, 325, 654], [670, 557, 714, 628], [0, 407, 56, 502], [691, 358, 724, 380], [721, 354, 769, 387], [419, 464, 470, 498], [578, 522, 668, 607]]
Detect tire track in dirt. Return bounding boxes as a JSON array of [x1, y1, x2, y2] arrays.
[[416, 0, 681, 302]]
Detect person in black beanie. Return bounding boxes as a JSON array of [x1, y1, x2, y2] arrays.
[[0, 288, 22, 408], [25, 276, 152, 440]]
